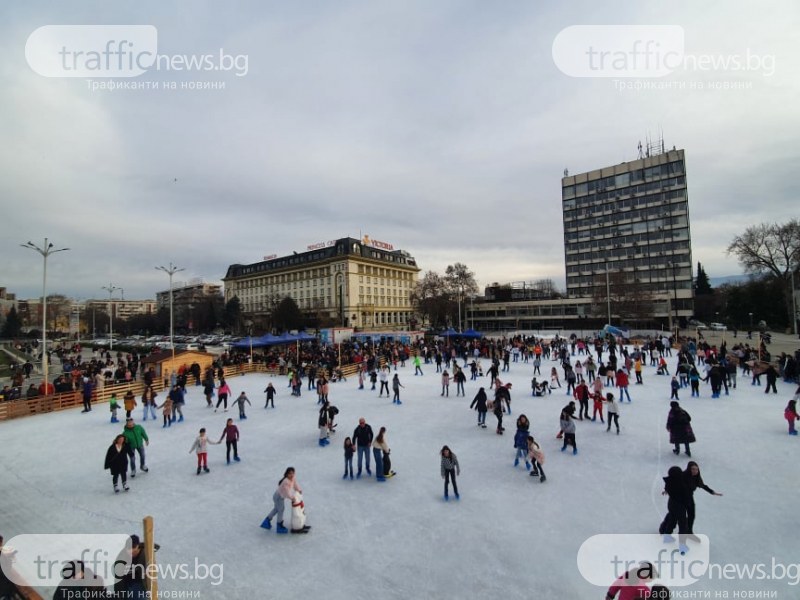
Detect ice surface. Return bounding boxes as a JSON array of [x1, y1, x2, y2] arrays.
[[1, 352, 798, 598]]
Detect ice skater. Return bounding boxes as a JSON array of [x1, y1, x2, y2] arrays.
[[343, 437, 354, 479], [189, 427, 219, 475], [513, 414, 531, 469], [264, 381, 276, 408], [216, 379, 231, 412], [470, 387, 488, 428], [667, 401, 695, 457], [785, 399, 799, 435], [605, 393, 620, 434], [440, 445, 460, 501], [218, 418, 241, 464], [392, 374, 404, 404], [232, 392, 251, 420], [104, 434, 130, 493], [527, 435, 546, 482]]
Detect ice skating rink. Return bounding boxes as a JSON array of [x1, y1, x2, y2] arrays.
[[1, 351, 797, 598]]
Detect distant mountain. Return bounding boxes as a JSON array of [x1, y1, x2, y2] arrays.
[[709, 274, 750, 287]]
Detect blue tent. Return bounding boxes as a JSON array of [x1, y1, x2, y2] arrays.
[[439, 327, 459, 337], [294, 331, 317, 341], [461, 328, 482, 339], [232, 336, 267, 349]]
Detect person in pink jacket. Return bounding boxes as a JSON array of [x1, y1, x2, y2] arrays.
[[215, 379, 232, 412], [262, 467, 311, 534]]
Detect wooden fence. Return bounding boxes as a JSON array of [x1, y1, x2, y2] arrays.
[[0, 360, 372, 422]]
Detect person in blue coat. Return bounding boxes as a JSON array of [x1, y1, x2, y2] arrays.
[[513, 414, 531, 469]]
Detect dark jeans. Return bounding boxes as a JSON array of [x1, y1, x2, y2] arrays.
[[357, 446, 371, 474], [216, 394, 228, 409], [578, 399, 589, 419], [562, 432, 576, 449], [444, 469, 458, 496], [379, 382, 389, 396], [687, 499, 697, 534], [659, 500, 689, 542], [128, 447, 146, 471], [226, 440, 238, 461], [112, 470, 127, 486], [607, 413, 619, 431], [765, 381, 777, 393]]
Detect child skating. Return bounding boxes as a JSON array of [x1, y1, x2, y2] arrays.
[[232, 392, 252, 420], [263, 381, 276, 408], [527, 435, 546, 483], [343, 437, 354, 479], [189, 428, 219, 474], [218, 418, 241, 463], [785, 399, 799, 435]]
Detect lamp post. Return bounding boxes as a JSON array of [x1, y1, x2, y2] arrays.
[[335, 272, 345, 327], [20, 238, 69, 392], [155, 262, 185, 361], [791, 269, 798, 337], [749, 312, 753, 335], [101, 284, 122, 350], [605, 262, 612, 326]]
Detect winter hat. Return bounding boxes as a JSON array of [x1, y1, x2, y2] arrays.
[[670, 401, 680, 409]]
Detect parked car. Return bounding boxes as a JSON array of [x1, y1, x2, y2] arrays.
[[688, 320, 708, 330], [709, 322, 727, 331]]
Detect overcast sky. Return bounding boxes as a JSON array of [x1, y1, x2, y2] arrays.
[[2, 1, 798, 301]]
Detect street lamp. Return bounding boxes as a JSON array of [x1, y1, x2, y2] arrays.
[[20, 238, 69, 393], [605, 262, 612, 326], [101, 284, 122, 350], [155, 262, 185, 359]]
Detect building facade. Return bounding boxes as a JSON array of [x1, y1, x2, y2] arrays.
[[223, 236, 420, 330], [561, 147, 693, 326]]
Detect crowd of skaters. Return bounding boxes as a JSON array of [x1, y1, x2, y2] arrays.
[[7, 330, 799, 597]]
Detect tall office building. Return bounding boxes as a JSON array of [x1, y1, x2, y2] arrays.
[[561, 146, 693, 323]]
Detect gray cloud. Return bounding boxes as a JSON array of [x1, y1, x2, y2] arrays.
[[1, 1, 798, 300]]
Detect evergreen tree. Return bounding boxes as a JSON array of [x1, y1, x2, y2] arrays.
[[1, 307, 22, 338], [695, 262, 713, 296]]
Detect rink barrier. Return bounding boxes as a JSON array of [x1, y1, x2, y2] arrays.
[[0, 360, 377, 421]]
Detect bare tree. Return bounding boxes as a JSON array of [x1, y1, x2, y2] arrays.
[[591, 270, 657, 326], [410, 271, 448, 329], [727, 219, 800, 327], [444, 263, 480, 329]]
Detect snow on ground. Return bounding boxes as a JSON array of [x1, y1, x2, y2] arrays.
[[1, 351, 799, 599]]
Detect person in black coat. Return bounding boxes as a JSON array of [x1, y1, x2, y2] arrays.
[[683, 461, 723, 538], [658, 466, 690, 550], [470, 388, 488, 428], [666, 401, 696, 457], [104, 434, 130, 493]]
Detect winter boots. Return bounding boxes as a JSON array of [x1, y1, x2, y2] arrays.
[[276, 522, 289, 534], [260, 517, 272, 530]]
